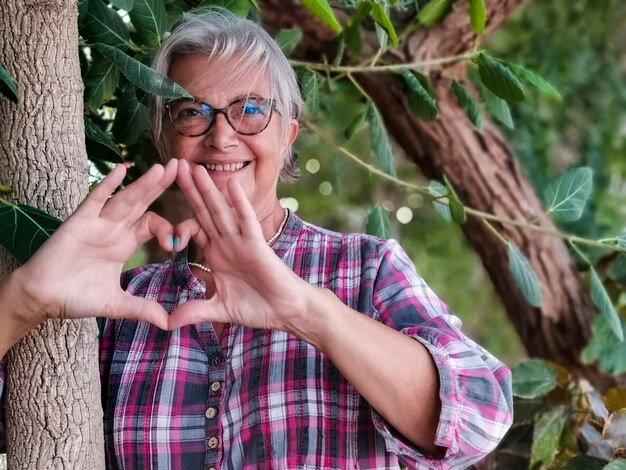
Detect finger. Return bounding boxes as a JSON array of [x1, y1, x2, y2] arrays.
[[174, 217, 202, 252], [108, 293, 170, 330], [191, 165, 239, 236], [75, 164, 127, 216], [102, 160, 178, 223], [132, 211, 175, 250], [177, 160, 219, 239], [227, 178, 264, 239], [168, 299, 229, 330]]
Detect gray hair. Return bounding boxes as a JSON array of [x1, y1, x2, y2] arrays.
[[149, 7, 303, 181]]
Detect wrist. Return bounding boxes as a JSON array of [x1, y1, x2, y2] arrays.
[[282, 286, 337, 352], [0, 268, 48, 358]]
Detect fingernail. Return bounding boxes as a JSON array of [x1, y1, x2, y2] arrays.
[[167, 235, 174, 249], [173, 236, 181, 250]]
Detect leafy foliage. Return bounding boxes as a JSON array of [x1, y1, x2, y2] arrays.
[[498, 359, 626, 469]]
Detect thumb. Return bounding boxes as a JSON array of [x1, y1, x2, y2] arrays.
[[168, 298, 227, 330], [108, 292, 170, 330], [173, 217, 202, 252]]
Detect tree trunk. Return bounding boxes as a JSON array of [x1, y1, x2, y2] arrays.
[[260, 0, 615, 387], [0, 1, 105, 468]]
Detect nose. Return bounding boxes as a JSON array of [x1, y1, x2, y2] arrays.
[[202, 112, 238, 151]]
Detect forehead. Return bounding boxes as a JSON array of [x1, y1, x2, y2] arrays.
[[168, 53, 271, 105]]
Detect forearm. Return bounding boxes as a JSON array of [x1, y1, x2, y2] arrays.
[[288, 286, 443, 456], [0, 269, 44, 360]]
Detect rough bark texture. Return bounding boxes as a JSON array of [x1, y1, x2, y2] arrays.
[[0, 1, 105, 468], [260, 0, 614, 387]]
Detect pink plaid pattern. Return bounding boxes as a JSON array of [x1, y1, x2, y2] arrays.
[[0, 213, 512, 469]]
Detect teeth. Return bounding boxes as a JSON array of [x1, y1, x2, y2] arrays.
[[205, 162, 246, 172]]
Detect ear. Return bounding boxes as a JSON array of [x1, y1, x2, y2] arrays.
[[283, 119, 299, 150]]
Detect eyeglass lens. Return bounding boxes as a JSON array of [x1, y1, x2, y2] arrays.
[[168, 97, 273, 136]]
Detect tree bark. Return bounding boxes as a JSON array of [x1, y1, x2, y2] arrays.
[[0, 1, 105, 468], [260, 0, 614, 387]]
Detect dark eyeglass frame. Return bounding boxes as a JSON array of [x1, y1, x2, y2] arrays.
[[165, 96, 278, 137]]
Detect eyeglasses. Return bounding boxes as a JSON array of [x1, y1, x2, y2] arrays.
[[165, 96, 277, 137]]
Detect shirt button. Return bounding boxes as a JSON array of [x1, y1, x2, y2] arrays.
[[207, 435, 219, 449], [205, 406, 218, 419], [210, 381, 221, 393]]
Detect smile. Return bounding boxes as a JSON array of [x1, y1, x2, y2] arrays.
[[204, 161, 250, 172]]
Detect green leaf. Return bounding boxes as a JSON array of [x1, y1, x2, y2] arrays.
[[366, 102, 395, 176], [84, 116, 123, 163], [0, 184, 12, 193], [508, 241, 542, 307], [83, 0, 131, 49], [530, 405, 569, 468], [110, 0, 134, 11], [582, 314, 626, 375], [344, 108, 367, 140], [301, 0, 342, 33], [544, 167, 593, 222], [468, 0, 486, 35], [0, 203, 62, 264], [343, 2, 371, 55], [274, 29, 303, 56], [366, 205, 392, 239], [443, 176, 465, 224], [369, 3, 398, 46], [128, 0, 167, 46], [591, 268, 623, 341], [78, 0, 89, 24], [0, 65, 19, 104], [451, 80, 483, 131], [112, 88, 149, 146], [300, 69, 320, 115], [418, 0, 455, 26], [482, 86, 514, 129], [604, 460, 626, 470], [200, 0, 252, 17], [84, 51, 120, 111], [93, 43, 191, 99], [401, 69, 438, 121], [475, 53, 525, 103], [506, 62, 561, 100], [429, 180, 452, 222], [561, 456, 607, 470], [512, 359, 557, 398]]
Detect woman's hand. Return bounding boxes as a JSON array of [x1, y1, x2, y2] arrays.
[[168, 160, 313, 331], [6, 159, 192, 332]]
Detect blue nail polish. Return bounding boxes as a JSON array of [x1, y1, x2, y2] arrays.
[[167, 235, 174, 249], [173, 236, 181, 249]]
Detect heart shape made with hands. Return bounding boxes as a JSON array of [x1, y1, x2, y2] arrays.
[[57, 158, 302, 332]]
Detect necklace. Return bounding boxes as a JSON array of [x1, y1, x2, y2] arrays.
[[188, 208, 289, 274]]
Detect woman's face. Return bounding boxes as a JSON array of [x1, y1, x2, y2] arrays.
[[162, 53, 298, 217]]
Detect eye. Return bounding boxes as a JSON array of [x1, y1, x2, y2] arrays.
[[179, 107, 201, 118], [243, 102, 265, 115]]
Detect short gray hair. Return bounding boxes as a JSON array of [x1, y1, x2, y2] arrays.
[[149, 7, 303, 181]]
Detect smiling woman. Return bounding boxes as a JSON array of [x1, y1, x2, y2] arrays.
[[0, 7, 513, 470]]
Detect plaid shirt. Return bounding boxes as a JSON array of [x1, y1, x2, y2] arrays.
[[0, 212, 512, 469]]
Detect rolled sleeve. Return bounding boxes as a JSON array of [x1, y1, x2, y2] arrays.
[[369, 240, 513, 469]]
